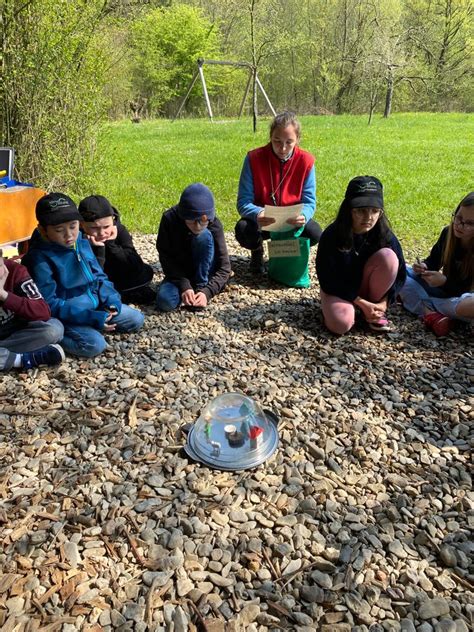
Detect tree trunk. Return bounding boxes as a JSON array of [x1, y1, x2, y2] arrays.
[[384, 72, 393, 118], [291, 48, 298, 109]]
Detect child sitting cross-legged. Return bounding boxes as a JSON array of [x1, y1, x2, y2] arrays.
[[399, 191, 474, 336], [23, 193, 144, 358], [0, 252, 64, 370], [156, 183, 231, 311]]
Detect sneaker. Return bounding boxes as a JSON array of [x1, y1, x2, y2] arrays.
[[423, 311, 453, 337], [21, 344, 65, 369], [368, 317, 393, 333], [249, 246, 265, 274], [422, 311, 440, 328]]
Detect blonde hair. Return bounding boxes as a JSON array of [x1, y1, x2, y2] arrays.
[[442, 192, 474, 289]]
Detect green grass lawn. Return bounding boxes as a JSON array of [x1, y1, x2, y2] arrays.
[[88, 113, 473, 250]]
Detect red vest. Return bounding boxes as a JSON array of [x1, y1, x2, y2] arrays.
[[248, 143, 314, 207]]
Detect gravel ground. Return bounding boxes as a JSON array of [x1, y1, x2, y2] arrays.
[[0, 234, 472, 632]]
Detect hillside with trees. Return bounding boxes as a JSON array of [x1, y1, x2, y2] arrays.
[[1, 0, 472, 188]]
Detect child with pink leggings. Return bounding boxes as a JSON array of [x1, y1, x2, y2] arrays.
[[316, 176, 406, 334]]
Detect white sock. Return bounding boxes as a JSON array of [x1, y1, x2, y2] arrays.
[[13, 354, 22, 368]]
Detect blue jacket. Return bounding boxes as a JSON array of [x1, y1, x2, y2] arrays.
[[23, 230, 122, 329]]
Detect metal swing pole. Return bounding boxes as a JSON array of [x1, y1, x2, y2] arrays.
[[172, 68, 200, 122], [255, 75, 276, 116], [198, 60, 213, 122], [238, 70, 253, 118]]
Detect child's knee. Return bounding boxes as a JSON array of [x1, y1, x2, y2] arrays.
[[156, 284, 180, 312], [325, 317, 354, 335], [42, 319, 64, 344], [82, 338, 107, 357], [156, 298, 176, 312], [115, 306, 145, 332], [379, 247, 399, 271], [321, 297, 354, 335], [129, 310, 145, 331], [194, 228, 212, 243], [63, 330, 107, 358]]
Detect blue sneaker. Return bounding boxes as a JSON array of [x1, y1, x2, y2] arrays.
[[21, 344, 65, 369]]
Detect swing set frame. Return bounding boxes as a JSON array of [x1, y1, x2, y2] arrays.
[[172, 58, 276, 122]]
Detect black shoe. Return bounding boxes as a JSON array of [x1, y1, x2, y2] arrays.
[[121, 285, 156, 305], [21, 344, 65, 369], [249, 247, 265, 274]]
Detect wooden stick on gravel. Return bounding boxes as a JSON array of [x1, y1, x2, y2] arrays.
[[187, 599, 211, 632], [262, 547, 281, 579], [146, 577, 173, 625]]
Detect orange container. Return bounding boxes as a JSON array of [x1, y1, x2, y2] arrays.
[[0, 186, 45, 246]]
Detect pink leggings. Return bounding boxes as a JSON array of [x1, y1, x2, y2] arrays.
[[321, 248, 399, 335]]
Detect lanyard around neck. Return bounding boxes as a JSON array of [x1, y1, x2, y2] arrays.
[[269, 154, 295, 206]]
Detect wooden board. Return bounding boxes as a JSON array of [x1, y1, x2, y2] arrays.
[[0, 186, 45, 246]]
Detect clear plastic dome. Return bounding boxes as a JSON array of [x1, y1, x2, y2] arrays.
[[185, 392, 279, 470]]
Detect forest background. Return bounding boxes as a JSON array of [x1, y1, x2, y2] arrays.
[[0, 0, 472, 242]]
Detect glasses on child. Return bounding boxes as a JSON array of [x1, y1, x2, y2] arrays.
[[185, 216, 208, 228], [452, 213, 474, 230], [352, 208, 383, 217]]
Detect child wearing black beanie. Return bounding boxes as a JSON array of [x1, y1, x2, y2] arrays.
[[79, 195, 155, 304]]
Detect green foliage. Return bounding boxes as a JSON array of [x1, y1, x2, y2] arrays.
[[1, 0, 472, 197], [130, 4, 220, 115], [180, 0, 473, 117], [85, 113, 473, 250], [0, 0, 109, 190], [402, 0, 474, 110]]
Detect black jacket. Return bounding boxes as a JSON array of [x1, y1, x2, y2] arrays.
[[316, 222, 406, 303], [91, 217, 154, 293], [156, 206, 231, 300], [423, 226, 472, 296]]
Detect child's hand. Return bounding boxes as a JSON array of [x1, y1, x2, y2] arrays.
[[86, 233, 106, 247], [286, 214, 305, 227], [0, 258, 9, 293], [103, 311, 117, 332], [413, 261, 427, 275], [181, 289, 196, 306], [354, 297, 387, 322], [421, 270, 446, 287], [194, 292, 208, 307]]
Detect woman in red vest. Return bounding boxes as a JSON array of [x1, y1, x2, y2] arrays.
[[235, 111, 322, 273]]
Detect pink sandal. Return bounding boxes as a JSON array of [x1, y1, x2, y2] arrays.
[[368, 317, 392, 333]]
